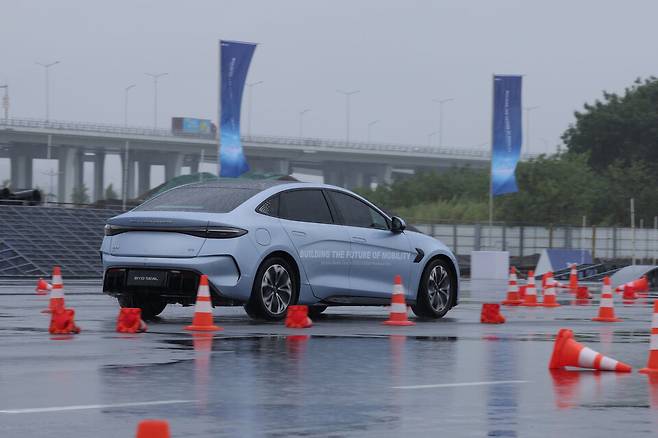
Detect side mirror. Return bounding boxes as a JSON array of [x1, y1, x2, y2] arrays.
[[391, 216, 406, 233]]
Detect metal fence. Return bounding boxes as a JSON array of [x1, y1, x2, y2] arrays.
[[411, 222, 658, 261]]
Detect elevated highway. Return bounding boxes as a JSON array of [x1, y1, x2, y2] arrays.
[[0, 117, 524, 202]]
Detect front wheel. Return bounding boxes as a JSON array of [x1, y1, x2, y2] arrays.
[[244, 257, 298, 321], [411, 259, 456, 319], [118, 294, 167, 320]]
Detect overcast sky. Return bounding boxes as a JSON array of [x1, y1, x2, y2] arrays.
[[2, 0, 658, 190]]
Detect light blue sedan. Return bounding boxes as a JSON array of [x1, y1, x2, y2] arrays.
[[101, 180, 459, 320]]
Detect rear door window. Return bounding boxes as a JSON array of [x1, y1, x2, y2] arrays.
[[279, 189, 333, 224]]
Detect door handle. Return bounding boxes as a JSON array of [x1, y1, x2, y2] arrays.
[[351, 236, 367, 242], [291, 230, 306, 237]]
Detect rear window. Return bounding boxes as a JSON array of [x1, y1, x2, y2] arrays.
[[135, 186, 259, 213]]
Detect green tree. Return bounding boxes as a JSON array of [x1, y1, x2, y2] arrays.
[[563, 77, 658, 171], [104, 183, 119, 200], [495, 153, 601, 224], [71, 184, 90, 204]]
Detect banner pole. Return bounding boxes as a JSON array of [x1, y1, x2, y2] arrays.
[[217, 40, 222, 177], [488, 74, 495, 248]]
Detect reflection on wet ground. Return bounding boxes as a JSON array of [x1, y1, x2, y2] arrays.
[[0, 282, 657, 437]]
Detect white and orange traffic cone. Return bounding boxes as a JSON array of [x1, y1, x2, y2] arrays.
[[35, 277, 52, 295], [383, 275, 415, 326], [549, 328, 632, 372], [541, 275, 560, 307], [640, 301, 658, 374], [521, 271, 540, 307], [42, 266, 65, 314], [185, 275, 221, 331], [568, 264, 579, 293], [502, 267, 523, 306], [592, 277, 622, 322]]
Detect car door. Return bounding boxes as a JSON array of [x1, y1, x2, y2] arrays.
[[278, 189, 351, 300], [326, 190, 415, 299]]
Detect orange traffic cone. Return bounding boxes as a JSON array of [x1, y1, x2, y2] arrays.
[[592, 277, 622, 322], [185, 275, 221, 331], [285, 305, 313, 328], [541, 275, 561, 307], [383, 275, 415, 326], [480, 303, 505, 324], [549, 328, 631, 372], [116, 308, 148, 333], [622, 284, 637, 301], [42, 266, 65, 314], [49, 308, 81, 335], [502, 267, 523, 306], [640, 301, 658, 374], [569, 264, 579, 293], [136, 420, 170, 438], [521, 271, 540, 307], [575, 286, 592, 300], [35, 277, 51, 295]]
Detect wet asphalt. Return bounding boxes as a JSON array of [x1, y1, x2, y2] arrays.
[[1, 280, 657, 437]]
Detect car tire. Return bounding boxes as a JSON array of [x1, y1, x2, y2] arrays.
[[245, 256, 299, 321], [308, 305, 328, 319], [118, 294, 167, 320], [411, 258, 456, 319]]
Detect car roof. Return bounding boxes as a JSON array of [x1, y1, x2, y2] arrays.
[[183, 179, 296, 191]]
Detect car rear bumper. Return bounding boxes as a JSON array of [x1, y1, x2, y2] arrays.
[[101, 253, 252, 304]]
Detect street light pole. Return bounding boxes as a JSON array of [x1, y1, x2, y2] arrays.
[[432, 98, 454, 148], [524, 106, 539, 154], [336, 89, 360, 144], [0, 85, 8, 121], [246, 80, 264, 137], [427, 130, 439, 147], [36, 61, 60, 121], [145, 72, 167, 129], [298, 108, 310, 138], [124, 84, 136, 127], [367, 120, 379, 143]]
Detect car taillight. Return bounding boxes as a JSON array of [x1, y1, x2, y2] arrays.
[[103, 224, 246, 238], [205, 227, 247, 239]]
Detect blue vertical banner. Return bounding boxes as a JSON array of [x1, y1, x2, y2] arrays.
[[219, 40, 256, 177], [491, 75, 523, 196]]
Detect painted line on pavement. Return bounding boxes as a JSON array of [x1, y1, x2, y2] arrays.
[[392, 380, 528, 390], [0, 399, 197, 414]]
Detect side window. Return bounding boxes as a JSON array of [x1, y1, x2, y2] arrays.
[[256, 194, 279, 216], [328, 191, 389, 230], [279, 190, 333, 224]]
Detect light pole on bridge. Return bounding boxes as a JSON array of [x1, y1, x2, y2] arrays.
[[246, 80, 264, 137], [36, 60, 60, 121], [367, 120, 379, 143], [124, 84, 136, 127], [298, 108, 310, 138], [432, 97, 454, 148], [336, 89, 360, 145], [145, 72, 167, 129], [0, 85, 8, 121]]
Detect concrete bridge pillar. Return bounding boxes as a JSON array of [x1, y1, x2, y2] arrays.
[[9, 149, 33, 190], [164, 153, 183, 182], [93, 152, 105, 202], [322, 162, 344, 187], [57, 146, 82, 203], [137, 156, 151, 196], [189, 155, 200, 174]]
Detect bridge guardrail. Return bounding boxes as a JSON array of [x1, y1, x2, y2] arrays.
[[0, 117, 539, 160]]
